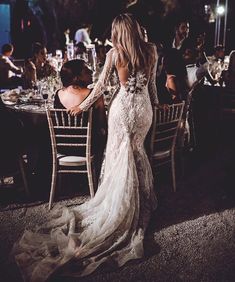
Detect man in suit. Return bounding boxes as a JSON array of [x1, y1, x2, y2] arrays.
[[164, 19, 192, 54]]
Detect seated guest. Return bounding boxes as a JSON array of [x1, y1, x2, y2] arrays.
[[208, 45, 225, 79], [24, 42, 56, 88], [221, 50, 235, 89], [183, 47, 216, 89], [75, 42, 87, 60], [0, 43, 23, 88], [74, 24, 92, 47], [54, 59, 107, 178], [163, 48, 188, 103]]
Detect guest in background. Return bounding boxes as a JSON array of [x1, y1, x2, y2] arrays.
[[0, 43, 23, 88], [74, 24, 92, 47], [172, 20, 190, 50], [163, 48, 188, 103], [75, 42, 87, 60], [164, 19, 191, 54], [183, 47, 216, 89], [208, 45, 225, 80], [211, 45, 225, 62], [24, 42, 56, 88], [54, 59, 107, 177], [64, 28, 71, 46]]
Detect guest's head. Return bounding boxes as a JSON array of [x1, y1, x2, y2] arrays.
[[183, 48, 197, 65], [175, 20, 189, 39], [60, 59, 92, 88], [1, 43, 14, 57], [76, 42, 86, 54], [111, 13, 155, 72], [96, 44, 106, 66], [213, 45, 225, 60], [32, 42, 47, 64]]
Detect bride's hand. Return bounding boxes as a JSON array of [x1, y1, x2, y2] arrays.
[[68, 105, 82, 116]]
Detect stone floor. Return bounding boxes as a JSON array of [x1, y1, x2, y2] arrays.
[[0, 118, 235, 281]]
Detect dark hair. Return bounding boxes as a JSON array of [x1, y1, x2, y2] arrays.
[[214, 45, 224, 52], [76, 42, 86, 53], [175, 19, 189, 29], [32, 42, 45, 56], [60, 59, 86, 87], [1, 43, 13, 54]]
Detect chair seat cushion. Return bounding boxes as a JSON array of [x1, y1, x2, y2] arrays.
[[153, 149, 170, 159], [58, 155, 86, 166]]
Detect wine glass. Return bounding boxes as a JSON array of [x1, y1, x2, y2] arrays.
[[41, 87, 49, 108]]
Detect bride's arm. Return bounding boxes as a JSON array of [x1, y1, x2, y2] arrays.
[[69, 49, 114, 115], [148, 45, 159, 106]]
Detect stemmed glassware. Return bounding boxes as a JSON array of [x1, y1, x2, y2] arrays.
[[41, 87, 49, 109], [55, 49, 63, 71]]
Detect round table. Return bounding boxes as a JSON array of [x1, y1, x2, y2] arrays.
[[2, 97, 53, 195]]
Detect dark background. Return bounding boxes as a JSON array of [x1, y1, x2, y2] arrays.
[[1, 0, 235, 58]]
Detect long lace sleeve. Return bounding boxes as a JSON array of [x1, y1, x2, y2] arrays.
[[79, 49, 115, 111], [148, 45, 159, 105]]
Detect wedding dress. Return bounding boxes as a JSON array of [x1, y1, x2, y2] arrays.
[[13, 47, 158, 281]]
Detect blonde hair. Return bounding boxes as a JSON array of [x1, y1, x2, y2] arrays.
[[111, 13, 156, 73]]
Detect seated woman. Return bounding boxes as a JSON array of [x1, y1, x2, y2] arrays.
[[54, 59, 107, 178], [24, 42, 57, 88]]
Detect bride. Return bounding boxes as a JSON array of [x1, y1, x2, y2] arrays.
[[13, 13, 158, 281]]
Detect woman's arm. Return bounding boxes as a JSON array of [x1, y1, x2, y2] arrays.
[[166, 75, 180, 101], [69, 49, 114, 115], [148, 45, 159, 106]]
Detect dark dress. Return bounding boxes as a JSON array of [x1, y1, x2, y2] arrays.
[[53, 90, 107, 179]]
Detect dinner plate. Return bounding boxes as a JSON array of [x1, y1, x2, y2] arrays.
[[2, 100, 17, 105], [14, 104, 43, 111]]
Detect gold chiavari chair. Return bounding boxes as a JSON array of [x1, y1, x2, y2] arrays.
[[151, 102, 185, 192]]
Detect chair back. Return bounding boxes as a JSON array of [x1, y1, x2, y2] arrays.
[[46, 108, 93, 163], [151, 102, 185, 157], [184, 78, 203, 118]]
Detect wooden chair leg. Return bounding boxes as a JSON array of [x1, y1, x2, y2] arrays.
[[18, 156, 30, 197], [48, 164, 57, 210]]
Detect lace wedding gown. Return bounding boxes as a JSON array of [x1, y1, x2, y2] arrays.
[[13, 47, 158, 281]]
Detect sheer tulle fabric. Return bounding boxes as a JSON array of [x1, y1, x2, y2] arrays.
[[13, 47, 158, 282]]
